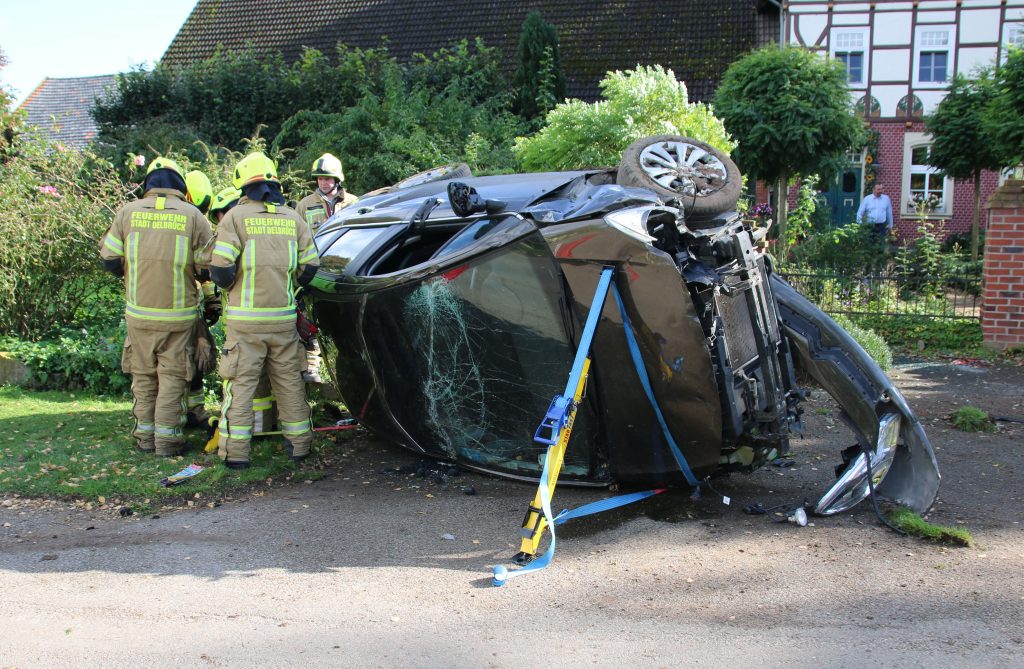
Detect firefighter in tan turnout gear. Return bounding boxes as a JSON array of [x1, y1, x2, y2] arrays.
[[183, 170, 220, 428], [295, 153, 358, 232], [99, 157, 213, 456], [209, 152, 319, 469], [295, 153, 354, 383], [208, 186, 278, 433]]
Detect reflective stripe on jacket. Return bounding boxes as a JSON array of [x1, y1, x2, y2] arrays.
[[209, 197, 319, 333], [296, 190, 358, 232], [99, 188, 213, 331]]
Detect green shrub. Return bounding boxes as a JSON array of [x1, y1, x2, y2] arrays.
[[0, 134, 130, 339], [93, 40, 523, 193], [514, 65, 735, 172], [1, 323, 129, 395], [950, 405, 995, 433], [852, 315, 982, 353], [788, 221, 886, 274], [785, 175, 820, 247], [273, 40, 523, 194], [896, 216, 945, 297], [831, 313, 892, 370]]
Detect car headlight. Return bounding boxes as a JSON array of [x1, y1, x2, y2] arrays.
[[815, 413, 900, 515], [603, 206, 662, 243]]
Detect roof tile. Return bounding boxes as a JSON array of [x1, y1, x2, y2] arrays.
[[16, 75, 117, 148], [162, 0, 776, 102]]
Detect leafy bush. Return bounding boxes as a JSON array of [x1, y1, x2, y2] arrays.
[[1, 52, 23, 163], [0, 133, 131, 339], [983, 46, 1024, 168], [93, 46, 373, 156], [950, 405, 996, 433], [273, 40, 523, 194], [515, 65, 735, 172], [851, 315, 982, 353], [789, 222, 886, 274], [941, 230, 984, 255], [896, 216, 944, 297], [1, 323, 129, 395], [94, 41, 523, 192], [784, 175, 821, 247], [831, 314, 892, 370]]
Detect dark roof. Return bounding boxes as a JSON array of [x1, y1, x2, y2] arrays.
[[162, 1, 777, 102], [17, 75, 117, 148]]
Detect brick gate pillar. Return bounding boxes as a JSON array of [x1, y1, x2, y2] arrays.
[[982, 180, 1024, 350]]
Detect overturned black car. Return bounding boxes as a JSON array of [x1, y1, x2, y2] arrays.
[[307, 136, 940, 516]]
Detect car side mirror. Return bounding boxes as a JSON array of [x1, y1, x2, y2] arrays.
[[448, 181, 487, 218]]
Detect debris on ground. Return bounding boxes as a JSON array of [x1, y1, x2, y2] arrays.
[[159, 463, 206, 487]]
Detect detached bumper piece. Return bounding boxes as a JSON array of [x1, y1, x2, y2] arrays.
[[770, 275, 940, 515]]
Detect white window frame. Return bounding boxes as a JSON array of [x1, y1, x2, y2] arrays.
[[913, 25, 955, 88], [901, 133, 953, 217], [830, 28, 870, 87], [1003, 22, 1024, 59]]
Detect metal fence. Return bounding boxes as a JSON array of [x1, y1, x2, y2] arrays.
[[777, 265, 982, 321]]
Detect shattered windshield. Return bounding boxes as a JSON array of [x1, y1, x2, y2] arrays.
[[357, 235, 601, 480]]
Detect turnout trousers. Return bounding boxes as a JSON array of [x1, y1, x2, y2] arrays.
[[122, 322, 194, 455], [218, 329, 312, 464]]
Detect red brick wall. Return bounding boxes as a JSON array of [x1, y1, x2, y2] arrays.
[[981, 182, 1024, 350], [753, 121, 1001, 244], [875, 122, 1001, 242]]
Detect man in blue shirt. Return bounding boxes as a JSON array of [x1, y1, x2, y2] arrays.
[[857, 183, 894, 238]]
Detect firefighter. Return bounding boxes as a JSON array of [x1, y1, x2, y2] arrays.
[[295, 153, 358, 232], [184, 170, 213, 214], [209, 186, 241, 222], [184, 171, 220, 428], [99, 157, 212, 456], [208, 186, 278, 433], [295, 153, 353, 384], [209, 152, 318, 468]]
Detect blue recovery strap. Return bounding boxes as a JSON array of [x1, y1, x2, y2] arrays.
[[611, 282, 699, 486], [534, 267, 615, 445], [492, 267, 698, 586], [554, 488, 667, 525]]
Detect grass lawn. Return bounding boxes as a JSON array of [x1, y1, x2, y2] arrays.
[[0, 386, 330, 511]]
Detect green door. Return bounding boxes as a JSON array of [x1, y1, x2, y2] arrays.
[[823, 165, 862, 227]]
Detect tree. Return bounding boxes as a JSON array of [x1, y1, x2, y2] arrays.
[[512, 11, 566, 122], [0, 46, 23, 162], [927, 72, 1001, 260], [515, 65, 734, 172], [984, 47, 1024, 169], [714, 45, 864, 253]]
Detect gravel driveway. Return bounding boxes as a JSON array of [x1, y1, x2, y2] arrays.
[[2, 358, 1022, 668]]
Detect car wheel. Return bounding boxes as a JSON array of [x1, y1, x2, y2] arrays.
[[617, 135, 741, 219], [394, 163, 473, 190]]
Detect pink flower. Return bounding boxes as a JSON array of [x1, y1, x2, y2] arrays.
[[38, 185, 60, 197], [133, 155, 146, 167]]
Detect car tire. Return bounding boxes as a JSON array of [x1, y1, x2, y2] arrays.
[[394, 163, 473, 190], [617, 135, 741, 220]]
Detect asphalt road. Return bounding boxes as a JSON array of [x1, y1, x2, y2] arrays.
[[1, 358, 1022, 668]]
